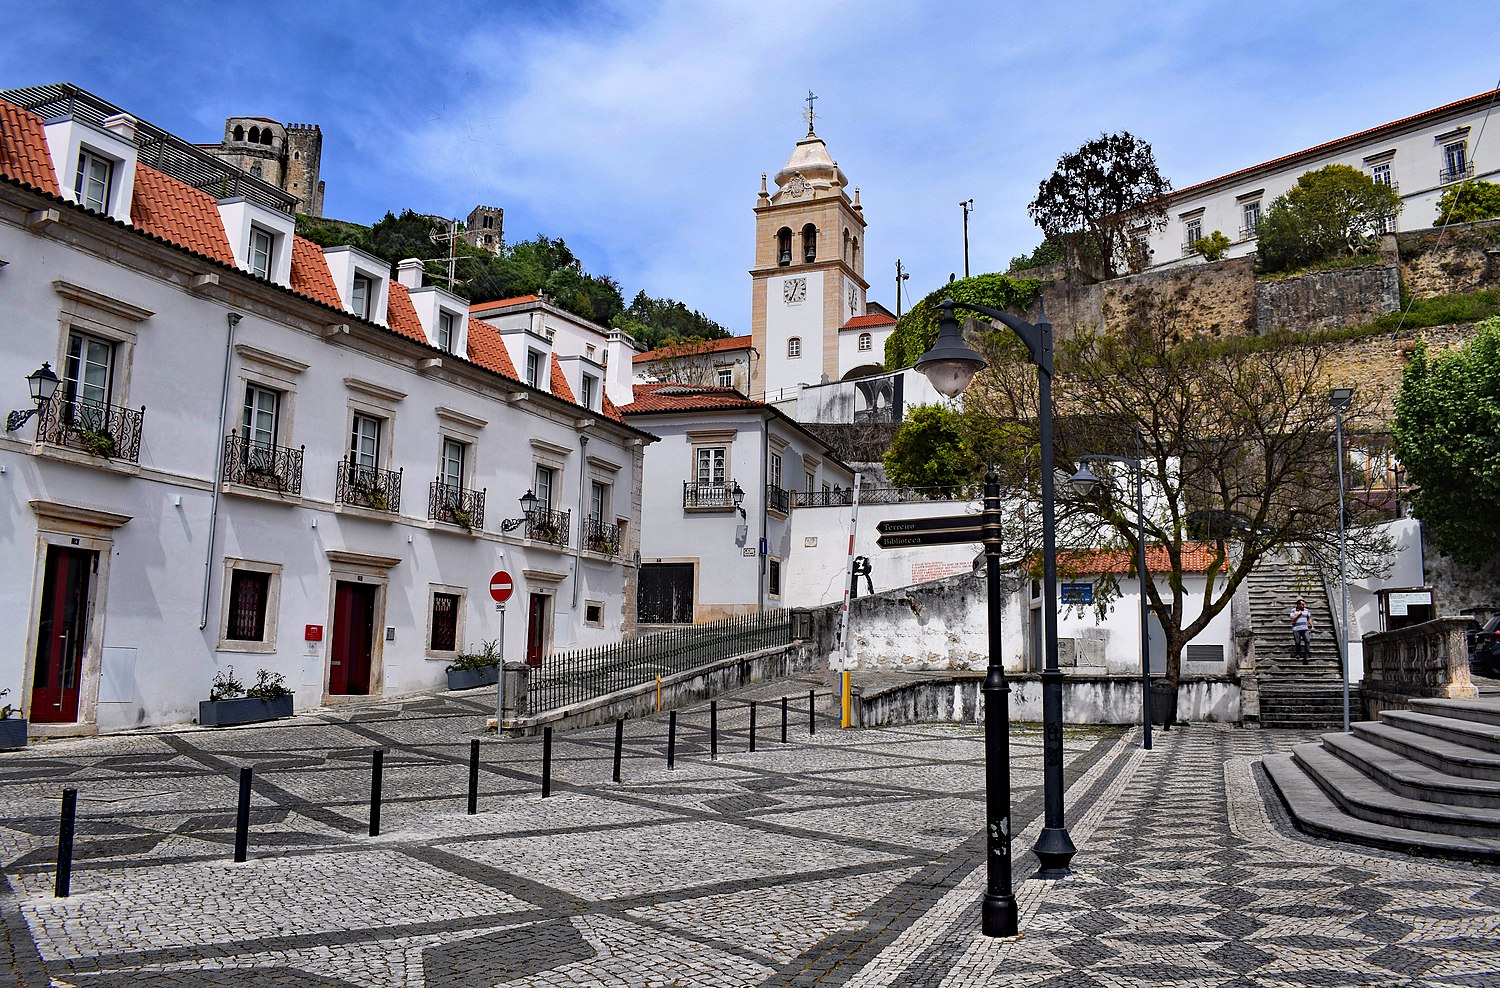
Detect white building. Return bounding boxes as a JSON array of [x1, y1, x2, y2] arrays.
[[466, 293, 641, 409], [0, 85, 648, 737], [632, 334, 758, 396], [620, 384, 854, 623], [1145, 88, 1500, 269]]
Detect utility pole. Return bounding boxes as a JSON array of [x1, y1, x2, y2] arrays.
[[895, 259, 910, 318], [961, 199, 974, 279]]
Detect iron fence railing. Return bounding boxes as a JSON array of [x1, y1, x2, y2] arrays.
[[795, 484, 981, 508], [526, 507, 571, 547], [222, 432, 303, 493], [684, 481, 736, 509], [37, 397, 145, 463], [766, 484, 792, 514], [429, 480, 485, 531], [337, 459, 402, 513], [528, 610, 794, 711], [585, 515, 620, 555], [1238, 224, 1259, 241], [1440, 165, 1474, 185]]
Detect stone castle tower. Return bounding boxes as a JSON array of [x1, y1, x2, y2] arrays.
[[749, 117, 868, 402], [208, 117, 324, 217]]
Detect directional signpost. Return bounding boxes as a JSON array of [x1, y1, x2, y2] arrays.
[[875, 514, 986, 549]]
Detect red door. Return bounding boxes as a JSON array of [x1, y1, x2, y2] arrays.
[[330, 581, 376, 695], [525, 593, 548, 667], [31, 547, 94, 723]]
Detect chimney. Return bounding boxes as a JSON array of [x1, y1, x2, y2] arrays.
[[396, 258, 425, 290], [102, 113, 139, 142]]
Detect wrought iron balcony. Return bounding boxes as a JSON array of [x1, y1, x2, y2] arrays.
[[1440, 165, 1474, 185], [429, 480, 485, 531], [223, 432, 303, 493], [766, 484, 792, 514], [1180, 241, 1198, 256], [526, 506, 571, 547], [1238, 224, 1259, 241], [37, 397, 144, 463], [683, 481, 737, 509], [585, 515, 620, 555], [337, 459, 402, 513]]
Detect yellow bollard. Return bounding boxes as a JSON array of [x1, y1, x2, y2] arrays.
[[656, 675, 662, 712], [840, 670, 852, 729]]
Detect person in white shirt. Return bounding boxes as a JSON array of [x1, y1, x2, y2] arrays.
[[1289, 598, 1314, 659]]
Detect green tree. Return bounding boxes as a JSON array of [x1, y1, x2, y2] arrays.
[[884, 273, 1042, 371], [1392, 316, 1500, 565], [1006, 237, 1065, 274], [1027, 132, 1173, 280], [1434, 180, 1500, 226], [1255, 164, 1402, 273], [613, 291, 731, 349], [1190, 230, 1232, 262], [882, 406, 976, 491]]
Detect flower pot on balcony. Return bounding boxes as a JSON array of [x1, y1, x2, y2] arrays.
[[1149, 681, 1179, 727], [0, 717, 27, 750], [447, 665, 500, 691], [198, 695, 294, 727]]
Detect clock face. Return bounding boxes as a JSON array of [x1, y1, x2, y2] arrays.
[[783, 278, 807, 304], [848, 286, 858, 314]]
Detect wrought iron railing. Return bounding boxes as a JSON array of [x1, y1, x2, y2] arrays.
[[585, 515, 620, 555], [222, 432, 303, 493], [795, 484, 981, 508], [766, 484, 792, 514], [1238, 224, 1259, 241], [36, 397, 145, 463], [1181, 241, 1198, 256], [528, 610, 794, 711], [526, 507, 571, 547], [429, 480, 485, 531], [684, 481, 736, 509], [1440, 165, 1474, 185], [337, 459, 402, 513]]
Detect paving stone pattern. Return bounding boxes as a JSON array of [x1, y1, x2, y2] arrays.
[[0, 681, 1496, 987]]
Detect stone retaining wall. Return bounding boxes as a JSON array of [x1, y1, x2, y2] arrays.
[[1255, 264, 1401, 335], [853, 673, 1242, 726], [1359, 617, 1477, 720]]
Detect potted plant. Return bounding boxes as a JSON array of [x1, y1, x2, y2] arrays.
[[353, 473, 389, 510], [446, 639, 501, 690], [75, 427, 117, 457], [0, 689, 25, 751], [198, 666, 295, 727]]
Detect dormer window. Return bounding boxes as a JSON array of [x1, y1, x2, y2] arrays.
[[802, 224, 817, 262], [437, 310, 455, 352], [581, 374, 598, 409], [352, 275, 373, 319], [249, 227, 273, 279], [777, 227, 793, 266], [526, 349, 544, 389], [75, 149, 113, 213]]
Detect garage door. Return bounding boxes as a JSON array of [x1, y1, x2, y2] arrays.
[[638, 563, 694, 624]]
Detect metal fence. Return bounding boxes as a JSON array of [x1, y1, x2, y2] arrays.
[[38, 397, 145, 464], [529, 610, 794, 711], [222, 432, 303, 493], [337, 460, 402, 513], [794, 484, 981, 508]]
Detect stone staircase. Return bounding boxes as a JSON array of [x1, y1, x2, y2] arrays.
[[1263, 696, 1500, 862], [1246, 559, 1347, 728]]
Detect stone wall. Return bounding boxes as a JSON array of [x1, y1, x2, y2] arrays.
[[1255, 263, 1401, 335], [1315, 322, 1475, 429], [1397, 219, 1500, 299], [1039, 256, 1256, 340], [852, 673, 1242, 726], [1359, 617, 1477, 719]]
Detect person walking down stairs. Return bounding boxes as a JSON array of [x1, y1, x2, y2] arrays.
[[1289, 598, 1315, 661]]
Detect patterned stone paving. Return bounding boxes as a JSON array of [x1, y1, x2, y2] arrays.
[[0, 678, 1496, 987]]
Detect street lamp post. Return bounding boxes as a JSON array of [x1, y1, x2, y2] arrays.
[[1329, 387, 1355, 733], [960, 199, 974, 279], [916, 296, 1076, 882], [1069, 441, 1152, 751]]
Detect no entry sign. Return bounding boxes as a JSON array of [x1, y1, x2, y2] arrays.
[[489, 570, 514, 604]]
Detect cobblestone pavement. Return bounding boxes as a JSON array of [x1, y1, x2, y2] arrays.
[[1, 678, 1496, 987]]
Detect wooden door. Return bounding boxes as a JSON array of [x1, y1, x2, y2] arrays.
[[638, 563, 694, 624], [330, 581, 376, 695], [31, 547, 93, 723], [525, 593, 548, 667]]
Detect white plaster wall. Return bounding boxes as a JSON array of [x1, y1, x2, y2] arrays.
[[1051, 573, 1232, 676], [764, 271, 825, 400], [794, 368, 944, 424], [1339, 516, 1425, 683]]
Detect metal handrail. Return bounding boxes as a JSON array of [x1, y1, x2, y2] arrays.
[[766, 484, 792, 514], [429, 480, 486, 531], [526, 506, 571, 547], [585, 515, 620, 555], [683, 481, 736, 509], [223, 432, 303, 493], [337, 459, 402, 513], [37, 397, 145, 464]]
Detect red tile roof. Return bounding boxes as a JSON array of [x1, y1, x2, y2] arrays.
[[600, 393, 624, 423], [0, 102, 59, 195], [1059, 543, 1225, 576], [619, 382, 763, 415], [464, 318, 520, 380], [841, 313, 897, 330], [129, 164, 236, 266], [289, 235, 344, 309], [469, 295, 539, 314], [385, 281, 428, 344], [549, 354, 576, 403], [633, 334, 753, 364]]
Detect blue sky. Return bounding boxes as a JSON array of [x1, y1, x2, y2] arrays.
[[7, 1, 1500, 332]]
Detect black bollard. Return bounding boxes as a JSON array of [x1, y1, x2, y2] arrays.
[[55, 788, 77, 898], [369, 749, 383, 837], [809, 688, 817, 736], [710, 700, 718, 761], [667, 710, 677, 770], [542, 726, 553, 798], [467, 739, 480, 815], [612, 718, 624, 783], [781, 696, 788, 743], [233, 767, 252, 863], [749, 701, 757, 753]]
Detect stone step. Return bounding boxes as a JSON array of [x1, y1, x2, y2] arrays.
[[1291, 743, 1500, 838], [1352, 721, 1500, 781], [1263, 753, 1500, 862], [1383, 710, 1500, 753], [1410, 696, 1500, 728], [1320, 732, 1500, 808]]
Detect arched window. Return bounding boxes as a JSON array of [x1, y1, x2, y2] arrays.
[[843, 228, 851, 261], [232, 125, 244, 142], [261, 129, 274, 146], [776, 227, 792, 266], [858, 333, 872, 352], [802, 223, 817, 262], [250, 162, 263, 179], [293, 150, 301, 161], [482, 216, 493, 228], [788, 337, 802, 358], [248, 126, 261, 144]]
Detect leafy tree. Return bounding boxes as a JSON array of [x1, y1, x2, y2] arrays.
[[1434, 179, 1500, 226], [1007, 237, 1065, 274], [884, 273, 1042, 370], [1190, 230, 1232, 262], [1255, 164, 1402, 274], [882, 406, 978, 492], [614, 291, 731, 350], [1027, 132, 1173, 280], [1392, 316, 1500, 565]]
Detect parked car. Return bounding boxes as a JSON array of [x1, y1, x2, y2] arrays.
[[1471, 616, 1500, 677]]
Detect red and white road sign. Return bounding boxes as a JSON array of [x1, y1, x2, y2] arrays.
[[489, 570, 514, 604]]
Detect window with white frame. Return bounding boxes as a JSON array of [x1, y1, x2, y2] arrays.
[[249, 227, 274, 279], [769, 452, 783, 489], [1184, 217, 1202, 244], [526, 349, 544, 389], [1371, 162, 1392, 187], [64, 331, 114, 411], [440, 437, 467, 490], [716, 367, 733, 387], [788, 337, 802, 358], [581, 374, 598, 409], [74, 149, 113, 213], [1242, 201, 1261, 236], [242, 384, 280, 449], [436, 310, 455, 352], [804, 469, 815, 493], [349, 413, 382, 480], [590, 481, 608, 523], [534, 464, 555, 511], [351, 274, 374, 319], [696, 447, 727, 485], [1443, 141, 1468, 182], [858, 333, 872, 351]]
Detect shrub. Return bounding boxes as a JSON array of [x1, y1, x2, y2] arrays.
[[447, 639, 501, 673], [1434, 180, 1500, 226], [1256, 164, 1401, 274], [1190, 231, 1232, 261]]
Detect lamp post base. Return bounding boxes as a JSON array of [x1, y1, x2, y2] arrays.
[[982, 892, 1018, 937], [1034, 827, 1076, 879]]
